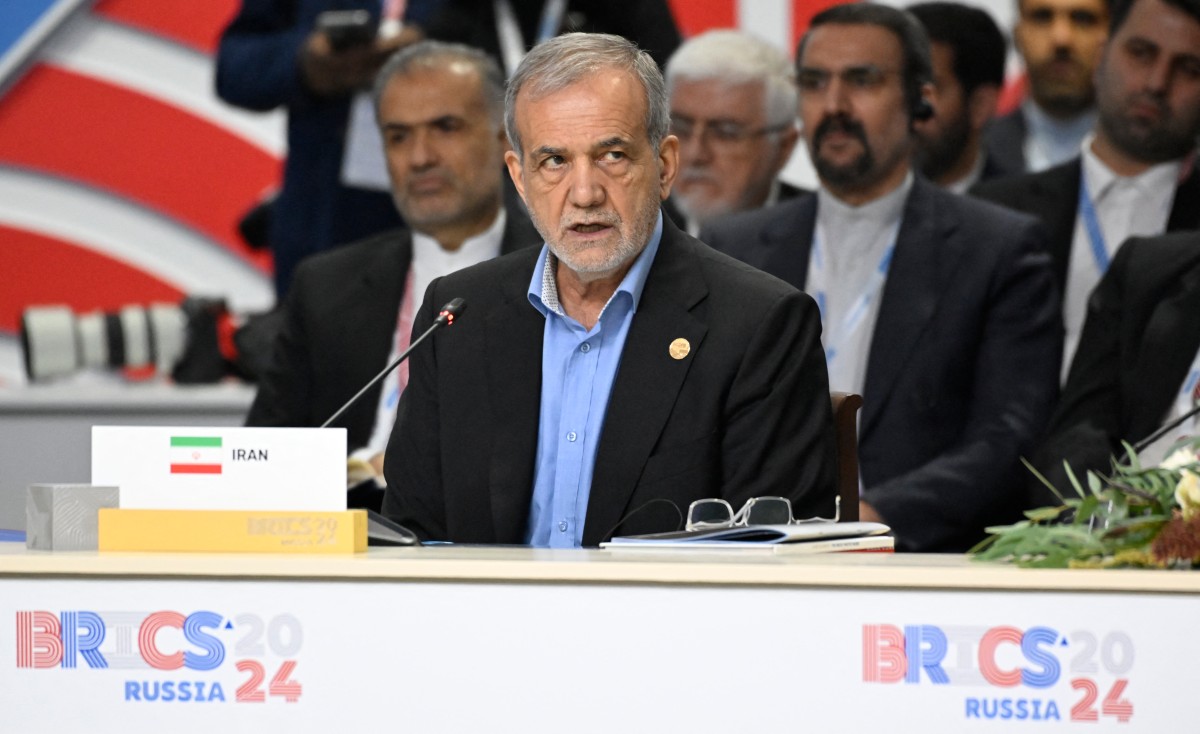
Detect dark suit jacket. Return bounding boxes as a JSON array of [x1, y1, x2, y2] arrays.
[[981, 108, 1030, 178], [971, 158, 1200, 291], [422, 0, 681, 69], [245, 205, 538, 450], [701, 178, 1062, 551], [1032, 232, 1200, 506], [381, 218, 837, 545]]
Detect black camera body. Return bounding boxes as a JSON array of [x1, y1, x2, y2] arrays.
[[316, 9, 377, 51]]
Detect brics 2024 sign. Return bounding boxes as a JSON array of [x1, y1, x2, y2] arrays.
[[863, 623, 1134, 724], [15, 610, 303, 704]]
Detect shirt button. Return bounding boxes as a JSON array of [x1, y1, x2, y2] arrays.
[[566, 431, 577, 442], [580, 343, 591, 353], [558, 521, 568, 533]]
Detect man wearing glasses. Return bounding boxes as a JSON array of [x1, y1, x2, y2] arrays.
[[703, 3, 1061, 552], [663, 30, 805, 236], [382, 33, 838, 547]]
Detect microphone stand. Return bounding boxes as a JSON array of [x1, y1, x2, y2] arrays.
[[320, 298, 465, 429]]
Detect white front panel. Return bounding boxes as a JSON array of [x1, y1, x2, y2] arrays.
[[3, 576, 1193, 732]]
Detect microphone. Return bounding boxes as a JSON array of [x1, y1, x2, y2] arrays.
[[320, 298, 466, 429], [1131, 401, 1200, 456]]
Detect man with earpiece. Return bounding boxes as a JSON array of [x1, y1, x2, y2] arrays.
[[702, 3, 1062, 553]]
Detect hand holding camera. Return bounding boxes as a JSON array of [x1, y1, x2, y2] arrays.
[[300, 10, 421, 97]]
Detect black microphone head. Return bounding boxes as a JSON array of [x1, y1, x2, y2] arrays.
[[436, 297, 466, 326]]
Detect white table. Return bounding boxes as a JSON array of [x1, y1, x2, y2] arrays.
[[2, 544, 1195, 732]]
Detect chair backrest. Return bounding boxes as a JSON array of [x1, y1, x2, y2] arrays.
[[830, 392, 863, 522]]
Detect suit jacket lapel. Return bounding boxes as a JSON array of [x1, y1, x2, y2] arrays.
[[860, 180, 946, 440], [583, 224, 708, 545], [1130, 251, 1200, 436], [1167, 167, 1200, 232], [760, 196, 816, 290], [349, 233, 412, 434], [484, 261, 544, 541]]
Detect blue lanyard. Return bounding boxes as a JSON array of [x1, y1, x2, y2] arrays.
[[1078, 177, 1110, 274], [809, 231, 896, 366]]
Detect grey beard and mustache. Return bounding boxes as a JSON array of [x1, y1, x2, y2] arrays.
[[531, 194, 661, 281], [673, 170, 736, 225]]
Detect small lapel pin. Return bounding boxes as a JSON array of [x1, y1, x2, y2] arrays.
[[669, 338, 691, 360]]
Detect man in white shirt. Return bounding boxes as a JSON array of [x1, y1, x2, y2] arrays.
[[983, 0, 1110, 174], [974, 0, 1200, 377], [245, 41, 538, 504], [663, 30, 804, 236], [703, 3, 1061, 552]]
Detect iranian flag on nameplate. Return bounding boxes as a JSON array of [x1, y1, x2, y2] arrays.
[[92, 426, 347, 511], [170, 435, 223, 474]]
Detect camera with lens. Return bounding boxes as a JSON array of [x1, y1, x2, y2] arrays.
[[20, 297, 274, 384]]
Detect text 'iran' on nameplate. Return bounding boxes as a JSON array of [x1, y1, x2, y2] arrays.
[[91, 426, 347, 511]]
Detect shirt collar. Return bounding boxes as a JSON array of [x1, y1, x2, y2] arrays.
[[411, 208, 507, 261], [1081, 133, 1184, 200], [528, 210, 664, 321], [1023, 100, 1096, 145], [817, 171, 913, 230]]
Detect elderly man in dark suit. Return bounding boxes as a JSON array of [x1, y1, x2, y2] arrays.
[[247, 42, 538, 494], [702, 4, 1061, 552], [1033, 231, 1200, 506], [382, 33, 837, 546]]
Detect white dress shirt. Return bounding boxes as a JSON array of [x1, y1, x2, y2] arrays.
[[807, 174, 913, 396], [1062, 140, 1181, 376]]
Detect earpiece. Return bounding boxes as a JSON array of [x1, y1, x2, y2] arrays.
[[911, 96, 934, 121]]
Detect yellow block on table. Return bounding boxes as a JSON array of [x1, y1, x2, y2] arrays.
[[98, 509, 367, 553]]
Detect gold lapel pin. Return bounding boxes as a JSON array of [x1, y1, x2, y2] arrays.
[[669, 338, 691, 360]]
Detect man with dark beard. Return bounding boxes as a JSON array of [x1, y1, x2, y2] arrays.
[[702, 3, 1061, 552], [382, 33, 837, 546], [983, 0, 1110, 174], [973, 0, 1200, 380], [909, 2, 1009, 193]]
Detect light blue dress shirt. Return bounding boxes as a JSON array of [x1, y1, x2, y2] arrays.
[[524, 212, 663, 547]]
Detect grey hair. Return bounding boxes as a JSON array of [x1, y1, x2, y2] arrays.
[[504, 32, 670, 160], [666, 30, 797, 129], [373, 40, 506, 129]]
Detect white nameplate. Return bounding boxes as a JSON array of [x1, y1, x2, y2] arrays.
[[91, 426, 347, 511]]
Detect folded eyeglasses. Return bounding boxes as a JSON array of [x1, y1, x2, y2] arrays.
[[685, 495, 841, 532]]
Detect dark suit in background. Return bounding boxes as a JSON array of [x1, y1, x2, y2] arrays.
[[421, 0, 681, 69], [981, 108, 1031, 178], [246, 205, 538, 450], [702, 179, 1062, 551], [1032, 232, 1200, 505], [382, 219, 837, 544], [971, 158, 1200, 291], [216, 0, 441, 298]]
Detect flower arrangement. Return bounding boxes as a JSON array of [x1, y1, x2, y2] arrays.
[[971, 437, 1200, 569]]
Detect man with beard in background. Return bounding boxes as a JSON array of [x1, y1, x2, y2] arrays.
[[910, 2, 1010, 193], [703, 3, 1061, 552], [983, 0, 1110, 174], [974, 0, 1200, 379], [663, 30, 805, 235]]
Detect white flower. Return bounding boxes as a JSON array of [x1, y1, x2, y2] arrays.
[[1161, 446, 1199, 471], [1176, 470, 1200, 520]]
